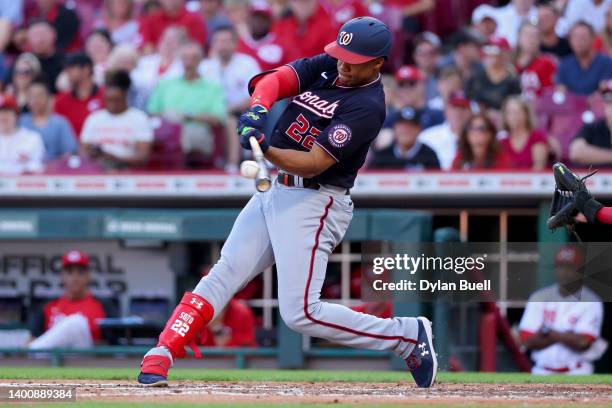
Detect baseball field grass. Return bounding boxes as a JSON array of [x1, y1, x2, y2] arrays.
[[1, 368, 611, 407]]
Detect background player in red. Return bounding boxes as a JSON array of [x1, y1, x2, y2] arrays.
[[138, 16, 437, 389], [199, 299, 257, 348], [27, 250, 118, 349]]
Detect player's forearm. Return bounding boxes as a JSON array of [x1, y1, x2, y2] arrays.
[[549, 330, 592, 351], [521, 332, 556, 350], [265, 146, 327, 178]]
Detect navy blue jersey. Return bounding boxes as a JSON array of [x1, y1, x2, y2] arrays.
[[258, 54, 386, 189]]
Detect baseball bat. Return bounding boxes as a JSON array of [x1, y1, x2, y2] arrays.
[[249, 136, 271, 192]]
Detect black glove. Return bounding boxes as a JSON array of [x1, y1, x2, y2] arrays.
[[547, 162, 601, 230], [238, 104, 268, 133], [239, 126, 269, 153]]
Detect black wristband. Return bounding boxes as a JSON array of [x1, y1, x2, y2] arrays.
[[576, 190, 603, 223]]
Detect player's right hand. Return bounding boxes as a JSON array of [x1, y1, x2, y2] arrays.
[[238, 104, 268, 133]]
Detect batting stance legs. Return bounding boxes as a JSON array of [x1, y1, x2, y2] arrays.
[[139, 182, 428, 384]]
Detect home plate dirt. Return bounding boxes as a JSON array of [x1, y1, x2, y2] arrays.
[[1, 380, 611, 405]]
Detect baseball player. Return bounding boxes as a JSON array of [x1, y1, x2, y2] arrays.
[[519, 246, 605, 374], [138, 17, 437, 388]]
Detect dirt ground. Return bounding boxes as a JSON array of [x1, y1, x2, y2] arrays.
[[2, 380, 611, 406]]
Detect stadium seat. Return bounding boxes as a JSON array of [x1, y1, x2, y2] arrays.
[[146, 117, 186, 171], [534, 91, 591, 160]]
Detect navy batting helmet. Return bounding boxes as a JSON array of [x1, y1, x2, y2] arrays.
[[324, 17, 392, 64]]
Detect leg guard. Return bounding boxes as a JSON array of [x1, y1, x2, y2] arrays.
[[156, 292, 214, 359]]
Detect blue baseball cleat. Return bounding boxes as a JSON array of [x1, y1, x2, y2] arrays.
[[138, 354, 171, 387], [405, 316, 438, 388]]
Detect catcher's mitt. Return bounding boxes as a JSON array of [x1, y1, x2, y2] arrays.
[[547, 162, 601, 240]]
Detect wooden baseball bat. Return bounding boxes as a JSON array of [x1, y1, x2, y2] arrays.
[[249, 136, 271, 192]]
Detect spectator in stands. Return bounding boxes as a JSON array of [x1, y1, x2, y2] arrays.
[[148, 42, 226, 166], [519, 245, 605, 375], [429, 66, 463, 110], [225, 0, 250, 28], [369, 107, 440, 170], [602, 5, 612, 56], [439, 29, 482, 82], [85, 29, 114, 86], [26, 21, 63, 93], [27, 250, 118, 349], [272, 0, 336, 61], [7, 53, 41, 112], [499, 96, 549, 169], [236, 1, 287, 71], [515, 23, 557, 100], [537, 2, 572, 58], [81, 70, 153, 170], [106, 44, 140, 107], [26, 0, 81, 52], [418, 90, 472, 170], [569, 80, 612, 166], [494, 0, 537, 47], [557, 22, 612, 96], [0, 94, 44, 174], [452, 113, 510, 170], [200, 298, 257, 347], [200, 25, 261, 170], [143, 0, 162, 16], [138, 0, 207, 54], [94, 0, 140, 45], [131, 26, 187, 110], [470, 4, 499, 41], [413, 32, 442, 104], [107, 44, 139, 73], [199, 0, 231, 40], [562, 0, 612, 35], [466, 36, 521, 112], [389, 65, 444, 130], [54, 53, 104, 137], [321, 0, 368, 28], [21, 79, 77, 162]]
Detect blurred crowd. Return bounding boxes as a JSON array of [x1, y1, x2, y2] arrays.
[[0, 0, 611, 175]]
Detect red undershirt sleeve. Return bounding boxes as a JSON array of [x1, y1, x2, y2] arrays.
[[595, 206, 612, 224], [249, 65, 300, 110]]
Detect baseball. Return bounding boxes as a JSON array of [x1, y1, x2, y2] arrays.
[[240, 160, 260, 179]]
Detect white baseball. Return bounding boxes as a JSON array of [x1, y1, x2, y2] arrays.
[[240, 160, 260, 179]]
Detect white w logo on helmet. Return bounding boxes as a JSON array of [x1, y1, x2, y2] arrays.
[[338, 31, 353, 46]]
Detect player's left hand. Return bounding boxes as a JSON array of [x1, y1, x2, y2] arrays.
[[238, 104, 268, 133], [239, 126, 269, 153]]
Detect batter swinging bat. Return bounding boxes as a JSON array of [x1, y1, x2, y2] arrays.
[[249, 136, 271, 192]]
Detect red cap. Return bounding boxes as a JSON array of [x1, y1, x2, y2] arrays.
[[448, 90, 471, 108], [484, 36, 511, 54], [395, 65, 424, 83], [250, 0, 272, 17], [0, 94, 19, 112], [554, 246, 584, 266], [62, 250, 90, 268]]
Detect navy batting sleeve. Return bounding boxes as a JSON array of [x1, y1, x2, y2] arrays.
[[287, 54, 338, 94], [314, 104, 385, 162]]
